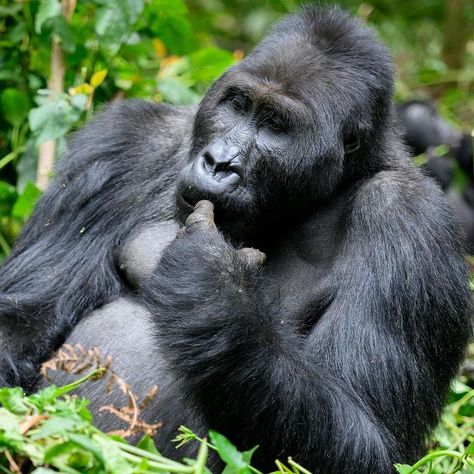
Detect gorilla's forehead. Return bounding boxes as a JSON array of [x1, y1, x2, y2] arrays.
[[238, 38, 380, 109], [232, 9, 394, 111], [242, 40, 326, 88]]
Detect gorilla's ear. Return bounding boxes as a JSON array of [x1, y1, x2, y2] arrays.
[[344, 134, 360, 154]]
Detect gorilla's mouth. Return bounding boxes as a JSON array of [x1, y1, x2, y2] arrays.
[[175, 191, 197, 223], [177, 192, 195, 210], [175, 184, 251, 238]]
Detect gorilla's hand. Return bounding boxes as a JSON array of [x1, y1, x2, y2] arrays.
[[142, 200, 267, 381], [183, 200, 266, 265]]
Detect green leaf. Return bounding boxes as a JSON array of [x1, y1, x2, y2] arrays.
[[51, 16, 75, 52], [0, 4, 23, 16], [31, 468, 59, 474], [188, 48, 236, 84], [12, 181, 42, 219], [35, 0, 61, 33], [8, 22, 28, 44], [32, 415, 79, 440], [95, 435, 134, 474], [16, 139, 39, 194], [70, 93, 88, 110], [465, 439, 474, 455], [137, 434, 161, 455], [0, 181, 17, 200], [1, 88, 30, 127], [241, 446, 258, 465], [19, 442, 45, 465], [0, 387, 29, 414], [29, 95, 83, 144], [394, 464, 421, 474], [157, 76, 200, 105], [0, 407, 21, 435], [95, 0, 145, 54], [209, 431, 252, 474], [146, 0, 193, 55], [27, 384, 59, 411], [68, 433, 104, 463]]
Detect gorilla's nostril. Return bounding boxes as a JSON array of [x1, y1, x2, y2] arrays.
[[203, 152, 215, 171], [228, 160, 243, 178]]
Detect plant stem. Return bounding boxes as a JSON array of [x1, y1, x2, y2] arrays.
[[116, 442, 192, 470], [0, 146, 25, 171], [53, 366, 106, 397], [288, 458, 312, 474], [405, 450, 470, 473], [452, 389, 474, 415], [193, 440, 208, 474], [120, 451, 194, 473], [0, 231, 11, 256]]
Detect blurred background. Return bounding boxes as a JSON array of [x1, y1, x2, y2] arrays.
[[0, 0, 472, 258]]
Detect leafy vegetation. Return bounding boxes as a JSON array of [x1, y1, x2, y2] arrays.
[[0, 368, 472, 473], [0, 0, 473, 472], [0, 370, 313, 474]]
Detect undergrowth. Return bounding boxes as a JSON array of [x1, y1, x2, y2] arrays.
[[0, 346, 472, 474]]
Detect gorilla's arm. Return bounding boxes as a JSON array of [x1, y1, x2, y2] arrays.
[[143, 173, 471, 473], [0, 100, 193, 388]]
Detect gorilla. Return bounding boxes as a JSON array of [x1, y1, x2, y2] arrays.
[[0, 6, 471, 474], [397, 100, 474, 253], [397, 100, 473, 186]]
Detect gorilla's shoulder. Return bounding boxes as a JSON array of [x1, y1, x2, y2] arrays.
[[99, 99, 196, 129], [56, 100, 196, 177], [354, 167, 458, 236], [74, 99, 197, 144]]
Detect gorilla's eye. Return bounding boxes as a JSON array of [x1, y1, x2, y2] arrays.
[[344, 134, 360, 153], [229, 95, 250, 114], [265, 115, 287, 133]]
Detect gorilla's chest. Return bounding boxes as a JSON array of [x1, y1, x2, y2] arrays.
[[118, 220, 180, 287]]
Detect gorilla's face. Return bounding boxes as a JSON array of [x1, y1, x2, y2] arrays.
[[176, 15, 393, 244], [176, 71, 323, 242]]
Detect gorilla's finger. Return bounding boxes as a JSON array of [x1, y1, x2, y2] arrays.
[[237, 247, 267, 266], [185, 200, 216, 231]]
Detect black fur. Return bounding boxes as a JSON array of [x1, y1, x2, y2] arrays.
[[0, 7, 471, 474]]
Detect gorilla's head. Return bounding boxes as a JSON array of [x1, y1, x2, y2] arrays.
[[176, 6, 394, 244]]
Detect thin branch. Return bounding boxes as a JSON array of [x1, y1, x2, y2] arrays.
[[36, 0, 76, 191]]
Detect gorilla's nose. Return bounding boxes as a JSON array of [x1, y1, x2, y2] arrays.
[[191, 142, 243, 194]]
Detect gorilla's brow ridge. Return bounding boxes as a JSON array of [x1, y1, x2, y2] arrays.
[[222, 79, 308, 128]]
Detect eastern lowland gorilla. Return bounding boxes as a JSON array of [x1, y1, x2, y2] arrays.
[[0, 6, 471, 474], [397, 100, 474, 252]]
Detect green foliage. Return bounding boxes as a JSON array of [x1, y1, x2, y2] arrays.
[[0, 0, 239, 260], [0, 372, 472, 473], [395, 379, 474, 474], [29, 91, 88, 144], [0, 372, 312, 474]]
